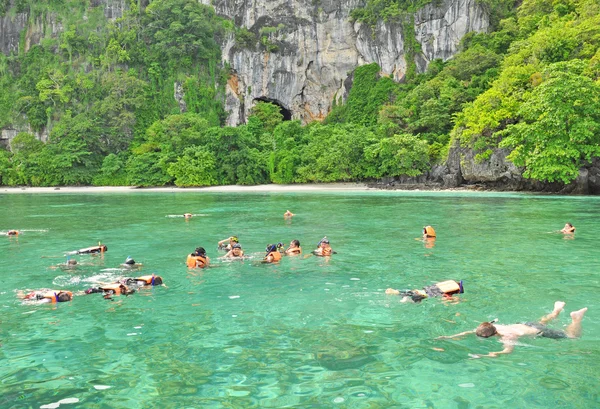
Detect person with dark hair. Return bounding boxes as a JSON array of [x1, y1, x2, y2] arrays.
[[222, 243, 245, 259], [187, 247, 209, 268], [313, 237, 333, 256], [85, 283, 135, 299], [437, 301, 588, 357], [285, 240, 302, 255], [560, 223, 575, 234], [74, 244, 107, 254], [124, 275, 164, 287], [121, 256, 143, 269], [386, 280, 464, 303], [6, 230, 19, 236], [19, 290, 73, 304], [263, 244, 282, 263]]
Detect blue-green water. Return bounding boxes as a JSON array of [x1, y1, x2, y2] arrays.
[[1, 191, 599, 409]]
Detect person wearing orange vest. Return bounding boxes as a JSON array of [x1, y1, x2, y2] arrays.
[[6, 230, 19, 236], [285, 240, 302, 255], [85, 283, 135, 298], [263, 244, 282, 263], [313, 237, 333, 256], [385, 280, 464, 303], [20, 290, 73, 303], [125, 275, 164, 286], [187, 247, 209, 268]]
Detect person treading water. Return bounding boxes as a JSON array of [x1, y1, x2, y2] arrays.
[[386, 280, 464, 303]]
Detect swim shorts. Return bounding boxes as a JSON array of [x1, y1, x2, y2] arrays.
[[524, 322, 568, 339]]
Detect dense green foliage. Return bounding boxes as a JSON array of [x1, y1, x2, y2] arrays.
[[1, 0, 599, 186], [454, 0, 600, 182]]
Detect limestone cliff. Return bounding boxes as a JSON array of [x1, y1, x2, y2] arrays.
[[206, 0, 489, 126]]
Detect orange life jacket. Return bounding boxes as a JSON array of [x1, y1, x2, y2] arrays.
[[187, 254, 207, 268], [135, 275, 162, 285], [424, 226, 436, 238], [100, 283, 125, 295], [265, 251, 282, 262]]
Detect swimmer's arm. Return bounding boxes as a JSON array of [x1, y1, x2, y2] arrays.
[[475, 343, 515, 358], [385, 288, 400, 295], [436, 330, 475, 340]]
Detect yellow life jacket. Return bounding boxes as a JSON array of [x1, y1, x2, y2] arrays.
[[424, 226, 436, 238]]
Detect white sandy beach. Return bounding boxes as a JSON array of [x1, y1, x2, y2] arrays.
[[0, 183, 373, 194]]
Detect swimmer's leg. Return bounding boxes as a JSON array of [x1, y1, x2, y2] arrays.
[[565, 308, 588, 338], [539, 301, 566, 324]]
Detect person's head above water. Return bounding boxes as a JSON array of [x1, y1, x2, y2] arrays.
[[266, 244, 278, 254], [57, 292, 73, 302], [194, 247, 206, 257], [124, 256, 136, 265], [290, 239, 300, 247], [475, 322, 498, 338], [67, 259, 78, 266]]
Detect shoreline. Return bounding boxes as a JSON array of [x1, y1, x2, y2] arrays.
[[0, 183, 375, 194]]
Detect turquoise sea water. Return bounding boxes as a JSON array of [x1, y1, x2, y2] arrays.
[[0, 191, 598, 409]]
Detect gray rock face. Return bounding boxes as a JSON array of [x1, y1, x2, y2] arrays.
[[0, 11, 28, 55], [210, 0, 489, 126]]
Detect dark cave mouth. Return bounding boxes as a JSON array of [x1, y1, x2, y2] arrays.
[[253, 97, 292, 121]]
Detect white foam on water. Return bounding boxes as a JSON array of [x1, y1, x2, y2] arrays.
[[350, 278, 360, 281], [127, 333, 138, 336], [58, 398, 79, 404], [94, 385, 111, 390], [333, 397, 345, 403], [134, 326, 142, 329], [40, 403, 60, 409], [458, 383, 475, 388], [229, 295, 240, 299]]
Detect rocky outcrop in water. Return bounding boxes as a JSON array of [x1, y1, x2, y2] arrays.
[[370, 144, 600, 194], [207, 0, 489, 126]]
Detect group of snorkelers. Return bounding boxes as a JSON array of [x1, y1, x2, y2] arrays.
[[187, 235, 333, 267], [18, 242, 164, 303], [12, 213, 586, 357]]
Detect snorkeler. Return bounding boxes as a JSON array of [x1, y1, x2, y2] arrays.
[[284, 210, 295, 218], [560, 223, 576, 234], [386, 280, 464, 303], [437, 301, 588, 357], [121, 256, 143, 269], [313, 237, 334, 256], [6, 230, 19, 236], [49, 258, 78, 271], [184, 213, 193, 219], [263, 244, 282, 263], [85, 283, 135, 298], [73, 244, 107, 255], [218, 236, 239, 251], [124, 275, 164, 287], [285, 240, 302, 256], [18, 290, 73, 304], [187, 247, 209, 268], [222, 243, 245, 259]]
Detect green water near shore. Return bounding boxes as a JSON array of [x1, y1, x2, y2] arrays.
[[1, 191, 599, 408]]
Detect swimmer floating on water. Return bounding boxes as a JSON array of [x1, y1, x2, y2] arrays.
[[560, 223, 575, 234], [69, 244, 107, 255], [222, 243, 245, 259], [263, 244, 282, 263], [6, 230, 19, 236], [18, 289, 73, 304], [187, 247, 209, 268], [386, 280, 463, 303], [313, 237, 334, 256], [436, 301, 588, 357], [284, 210, 295, 218], [85, 282, 135, 299], [121, 256, 143, 269], [218, 236, 239, 251], [285, 240, 302, 256]]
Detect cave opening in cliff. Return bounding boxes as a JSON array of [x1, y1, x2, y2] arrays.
[[253, 97, 292, 121]]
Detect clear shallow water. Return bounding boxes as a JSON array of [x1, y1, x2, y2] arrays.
[[0, 191, 599, 409]]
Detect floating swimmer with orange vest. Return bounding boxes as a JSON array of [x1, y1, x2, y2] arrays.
[[18, 289, 73, 304], [84, 282, 135, 299], [123, 274, 164, 287], [187, 247, 210, 268], [263, 244, 282, 263], [6, 230, 19, 236], [67, 244, 107, 255], [385, 280, 464, 303], [285, 240, 302, 256], [312, 237, 335, 256]]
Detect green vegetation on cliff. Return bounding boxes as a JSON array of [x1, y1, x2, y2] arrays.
[[1, 0, 599, 187]]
